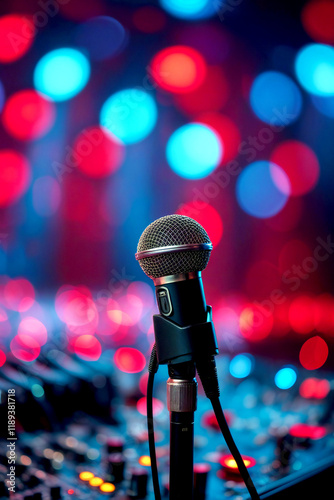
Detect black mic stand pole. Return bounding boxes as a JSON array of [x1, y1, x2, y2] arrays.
[[167, 361, 197, 500]]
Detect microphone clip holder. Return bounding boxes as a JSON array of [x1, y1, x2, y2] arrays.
[[153, 306, 219, 366]]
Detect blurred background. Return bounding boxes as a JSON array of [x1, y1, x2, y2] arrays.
[[0, 1, 334, 498], [0, 0, 333, 370]]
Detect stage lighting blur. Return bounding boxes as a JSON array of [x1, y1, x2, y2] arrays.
[[34, 48, 90, 101], [0, 14, 35, 63], [250, 71, 302, 126], [302, 1, 334, 44], [18, 317, 47, 347], [100, 89, 157, 144], [10, 334, 41, 362], [0, 151, 31, 207], [166, 123, 222, 179], [74, 16, 127, 61], [73, 335, 102, 361], [151, 46, 206, 94], [270, 140, 320, 196], [33, 176, 61, 217], [274, 366, 297, 390], [299, 336, 329, 370], [197, 112, 240, 163], [295, 43, 334, 96], [159, 0, 216, 20], [3, 89, 56, 140], [229, 354, 254, 379], [0, 349, 6, 368], [236, 161, 290, 218], [312, 94, 334, 117], [177, 202, 223, 246], [114, 347, 146, 374]]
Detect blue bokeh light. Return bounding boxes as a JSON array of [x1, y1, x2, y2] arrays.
[[236, 161, 290, 218], [295, 44, 334, 96], [166, 123, 222, 179], [75, 16, 127, 61], [229, 353, 254, 379], [250, 71, 302, 126], [100, 88, 157, 144], [159, 0, 216, 20], [34, 48, 90, 101], [274, 366, 297, 390]]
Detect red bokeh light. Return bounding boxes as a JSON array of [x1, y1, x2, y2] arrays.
[[0, 307, 11, 338], [0, 150, 31, 207], [314, 294, 334, 336], [299, 336, 329, 370], [289, 423, 327, 440], [55, 287, 98, 336], [139, 372, 149, 395], [74, 334, 102, 361], [202, 410, 233, 431], [197, 112, 241, 164], [0, 15, 35, 63], [136, 397, 164, 416], [10, 334, 41, 362], [302, 1, 334, 44], [239, 304, 273, 341], [4, 278, 35, 312], [3, 90, 55, 140], [270, 141, 320, 196], [289, 296, 315, 334], [72, 126, 125, 178], [133, 6, 166, 33], [299, 377, 330, 399], [0, 349, 6, 367], [114, 347, 146, 373], [220, 454, 256, 470], [151, 45, 206, 94], [175, 66, 229, 116], [177, 203, 223, 247], [18, 317, 47, 346]]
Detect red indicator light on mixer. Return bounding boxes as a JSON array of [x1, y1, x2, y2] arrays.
[[220, 454, 256, 471], [289, 423, 327, 440]]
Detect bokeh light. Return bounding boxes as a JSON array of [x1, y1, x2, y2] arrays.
[[18, 317, 47, 346], [250, 71, 302, 125], [289, 423, 326, 440], [151, 46, 206, 94], [270, 140, 320, 196], [137, 397, 164, 416], [177, 203, 223, 246], [55, 286, 98, 336], [0, 349, 6, 367], [0, 15, 35, 63], [10, 334, 41, 362], [299, 377, 330, 399], [100, 89, 157, 144], [289, 296, 315, 334], [220, 455, 256, 470], [34, 48, 90, 101], [114, 347, 146, 373], [133, 6, 167, 33], [229, 353, 253, 379], [159, 0, 216, 20], [197, 112, 240, 164], [4, 278, 35, 312], [175, 66, 229, 116], [0, 150, 31, 207], [72, 126, 125, 178], [236, 161, 290, 218], [274, 366, 297, 389], [239, 304, 274, 341], [295, 43, 334, 96], [74, 335, 102, 361], [2, 89, 56, 140], [299, 336, 329, 370], [33, 176, 62, 217], [166, 123, 222, 179], [302, 1, 334, 44], [75, 16, 126, 61]]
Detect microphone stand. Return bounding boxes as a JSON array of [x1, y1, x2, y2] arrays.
[[167, 361, 197, 500]]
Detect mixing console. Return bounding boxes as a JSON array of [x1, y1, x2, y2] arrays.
[[0, 350, 333, 499]]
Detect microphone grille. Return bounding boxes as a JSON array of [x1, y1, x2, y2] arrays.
[[137, 214, 212, 278]]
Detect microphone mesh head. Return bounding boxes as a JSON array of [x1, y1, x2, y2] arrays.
[[137, 214, 212, 278]]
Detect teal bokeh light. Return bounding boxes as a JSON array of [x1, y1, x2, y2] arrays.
[[159, 0, 216, 20], [34, 48, 90, 101], [100, 88, 157, 144], [275, 366, 297, 390], [166, 123, 222, 179], [295, 44, 334, 96]]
